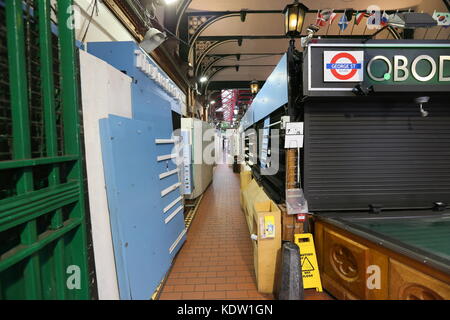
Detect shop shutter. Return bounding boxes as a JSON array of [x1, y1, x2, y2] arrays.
[[304, 101, 450, 212]]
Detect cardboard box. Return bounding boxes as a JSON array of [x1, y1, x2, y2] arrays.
[[240, 170, 252, 209], [241, 179, 282, 294], [253, 200, 281, 294]]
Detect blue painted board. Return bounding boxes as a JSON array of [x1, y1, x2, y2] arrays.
[[88, 41, 182, 116], [242, 106, 254, 130], [88, 41, 187, 299], [100, 115, 186, 300], [243, 54, 288, 129]]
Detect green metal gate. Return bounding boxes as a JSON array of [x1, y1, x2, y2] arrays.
[[0, 0, 90, 299]]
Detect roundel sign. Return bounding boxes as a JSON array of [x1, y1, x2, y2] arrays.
[[324, 51, 364, 82]]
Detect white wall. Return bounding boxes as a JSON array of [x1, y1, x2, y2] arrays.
[[74, 0, 134, 42]]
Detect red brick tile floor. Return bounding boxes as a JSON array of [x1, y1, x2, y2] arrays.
[[158, 164, 334, 300]]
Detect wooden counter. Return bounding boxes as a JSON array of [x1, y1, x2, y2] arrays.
[[314, 219, 450, 300]]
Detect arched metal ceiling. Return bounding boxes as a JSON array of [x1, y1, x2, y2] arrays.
[[173, 0, 450, 119]]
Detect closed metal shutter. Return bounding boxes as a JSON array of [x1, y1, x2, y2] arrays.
[[304, 101, 450, 212]]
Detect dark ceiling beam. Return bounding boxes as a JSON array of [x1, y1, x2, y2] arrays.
[[187, 10, 288, 66], [207, 53, 285, 57], [202, 56, 229, 78], [188, 13, 243, 64], [201, 53, 284, 77], [187, 9, 413, 16], [200, 53, 284, 78], [198, 35, 373, 41], [208, 81, 266, 91], [175, 0, 193, 37], [203, 66, 230, 94], [199, 35, 288, 41], [194, 39, 238, 76], [213, 65, 277, 68], [187, 10, 282, 16]]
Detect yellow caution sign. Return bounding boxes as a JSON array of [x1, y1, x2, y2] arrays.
[[294, 233, 323, 292]]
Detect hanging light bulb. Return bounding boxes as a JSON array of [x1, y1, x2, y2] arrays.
[[250, 80, 260, 95], [283, 0, 309, 38]]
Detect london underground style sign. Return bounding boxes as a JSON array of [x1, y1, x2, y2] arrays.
[[324, 51, 364, 82]]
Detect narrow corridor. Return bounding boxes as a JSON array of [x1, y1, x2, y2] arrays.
[[159, 164, 332, 300]]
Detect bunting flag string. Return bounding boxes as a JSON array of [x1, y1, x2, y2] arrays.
[[355, 11, 365, 25], [309, 7, 450, 38], [380, 11, 389, 27], [329, 11, 338, 25], [315, 11, 327, 27], [432, 11, 450, 27], [338, 10, 349, 33], [326, 10, 337, 36]]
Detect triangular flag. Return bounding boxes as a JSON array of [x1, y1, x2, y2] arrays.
[[355, 11, 365, 25], [380, 10, 389, 26], [387, 12, 405, 28], [433, 11, 450, 27], [315, 12, 327, 27], [329, 12, 337, 25], [338, 13, 349, 31], [321, 9, 334, 22], [316, 9, 334, 27]]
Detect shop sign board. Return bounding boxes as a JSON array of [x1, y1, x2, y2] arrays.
[[306, 41, 450, 96], [324, 51, 364, 82]]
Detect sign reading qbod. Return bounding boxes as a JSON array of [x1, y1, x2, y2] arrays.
[[367, 54, 450, 82]]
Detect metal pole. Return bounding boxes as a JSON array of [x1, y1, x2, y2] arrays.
[[57, 0, 90, 300], [6, 0, 42, 300], [38, 0, 66, 300]]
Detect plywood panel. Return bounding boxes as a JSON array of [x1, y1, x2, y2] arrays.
[[79, 50, 132, 300]]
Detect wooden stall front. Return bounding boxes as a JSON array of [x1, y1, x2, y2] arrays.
[[301, 40, 450, 300]]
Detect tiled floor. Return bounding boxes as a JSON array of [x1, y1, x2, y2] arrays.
[[159, 164, 333, 300]]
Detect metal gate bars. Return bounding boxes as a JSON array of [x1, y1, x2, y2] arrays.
[[0, 0, 90, 299]]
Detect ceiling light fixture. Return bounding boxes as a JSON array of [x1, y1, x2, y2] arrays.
[[284, 0, 308, 38], [140, 27, 167, 53], [163, 0, 179, 5], [250, 80, 260, 95]]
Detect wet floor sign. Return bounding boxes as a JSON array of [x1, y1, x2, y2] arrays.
[[294, 233, 323, 292]]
